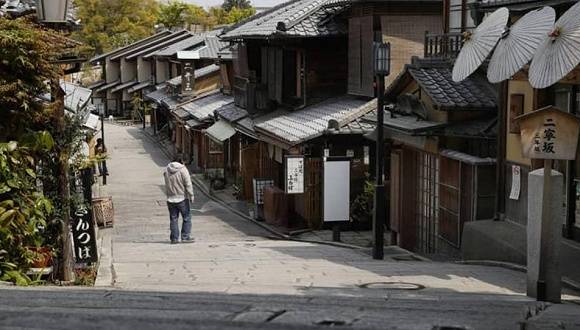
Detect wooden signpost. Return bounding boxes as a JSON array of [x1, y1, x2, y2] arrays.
[[516, 106, 580, 302]]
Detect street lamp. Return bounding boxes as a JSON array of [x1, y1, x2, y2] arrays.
[[36, 0, 70, 23], [372, 42, 390, 260]]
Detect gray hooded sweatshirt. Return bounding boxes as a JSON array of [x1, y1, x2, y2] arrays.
[[163, 162, 194, 203]]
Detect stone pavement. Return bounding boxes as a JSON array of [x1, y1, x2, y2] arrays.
[[96, 123, 580, 303]]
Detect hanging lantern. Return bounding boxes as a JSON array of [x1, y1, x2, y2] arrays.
[[36, 0, 70, 23]]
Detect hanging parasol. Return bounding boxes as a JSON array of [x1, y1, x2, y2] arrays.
[[452, 7, 510, 82], [529, 1, 580, 89], [487, 7, 556, 83]]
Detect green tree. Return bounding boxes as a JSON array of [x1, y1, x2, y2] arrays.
[[157, 0, 189, 30], [0, 18, 60, 141], [225, 6, 255, 24], [157, 1, 212, 31], [222, 0, 252, 11], [73, 0, 159, 55]]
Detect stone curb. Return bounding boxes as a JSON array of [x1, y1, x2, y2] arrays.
[[457, 260, 580, 293]]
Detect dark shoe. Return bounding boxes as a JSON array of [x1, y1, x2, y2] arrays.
[[181, 238, 195, 243], [170, 240, 179, 244]]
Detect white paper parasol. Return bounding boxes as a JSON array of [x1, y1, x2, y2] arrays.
[[452, 7, 510, 82], [529, 1, 580, 89], [487, 7, 556, 83]]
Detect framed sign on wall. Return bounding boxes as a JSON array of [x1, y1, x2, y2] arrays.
[[285, 156, 305, 194]]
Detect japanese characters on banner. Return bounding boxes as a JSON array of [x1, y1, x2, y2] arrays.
[[253, 178, 274, 205], [518, 106, 580, 160], [71, 207, 98, 264], [181, 61, 195, 93], [285, 156, 305, 194], [509, 165, 521, 200]]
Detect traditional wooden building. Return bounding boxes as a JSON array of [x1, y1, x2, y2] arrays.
[[450, 0, 580, 284], [211, 0, 444, 229], [89, 30, 189, 116], [383, 57, 498, 255]]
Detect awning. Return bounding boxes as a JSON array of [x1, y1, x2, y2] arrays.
[[87, 80, 106, 90], [205, 120, 236, 143], [111, 80, 138, 93], [95, 80, 120, 93], [127, 81, 152, 94]]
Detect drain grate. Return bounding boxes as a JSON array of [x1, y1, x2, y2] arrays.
[[358, 282, 425, 291]]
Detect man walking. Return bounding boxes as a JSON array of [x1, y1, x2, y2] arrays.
[[163, 158, 194, 244]]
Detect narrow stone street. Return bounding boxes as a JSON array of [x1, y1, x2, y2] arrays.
[[95, 123, 577, 300]]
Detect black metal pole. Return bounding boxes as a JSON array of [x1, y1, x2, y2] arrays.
[[101, 101, 107, 185], [373, 74, 385, 260]]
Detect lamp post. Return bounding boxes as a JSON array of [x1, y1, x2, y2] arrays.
[[372, 42, 390, 260], [37, 0, 75, 281]]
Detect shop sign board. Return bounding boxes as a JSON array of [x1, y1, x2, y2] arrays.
[[323, 157, 350, 222], [72, 206, 98, 264], [285, 156, 304, 194], [517, 106, 580, 160]]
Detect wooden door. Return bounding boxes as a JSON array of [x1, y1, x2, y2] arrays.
[[241, 143, 259, 200]]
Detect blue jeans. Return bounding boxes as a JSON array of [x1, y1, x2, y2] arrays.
[[167, 199, 192, 242]]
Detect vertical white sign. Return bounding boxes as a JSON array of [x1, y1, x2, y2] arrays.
[[509, 165, 521, 200], [323, 160, 350, 222], [363, 146, 370, 165], [285, 157, 304, 194]]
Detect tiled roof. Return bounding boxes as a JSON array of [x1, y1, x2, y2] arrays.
[[181, 91, 234, 121], [86, 80, 106, 90], [162, 96, 185, 111], [255, 95, 371, 146], [90, 31, 173, 64], [199, 35, 230, 59], [144, 86, 170, 104], [110, 80, 138, 93], [407, 66, 497, 111], [440, 117, 497, 139], [94, 80, 120, 93], [173, 108, 192, 120], [127, 81, 152, 94], [147, 34, 206, 58], [221, 0, 349, 39], [186, 118, 203, 128], [109, 31, 188, 61], [195, 64, 221, 78], [477, 0, 574, 9], [215, 103, 249, 122], [234, 110, 289, 139], [125, 31, 193, 60]]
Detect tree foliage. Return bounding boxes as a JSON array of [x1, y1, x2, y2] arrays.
[[157, 0, 213, 30], [208, 6, 255, 26], [73, 0, 159, 54], [0, 18, 62, 141], [222, 0, 252, 11], [157, 0, 255, 30], [0, 139, 54, 285], [0, 17, 88, 285]]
